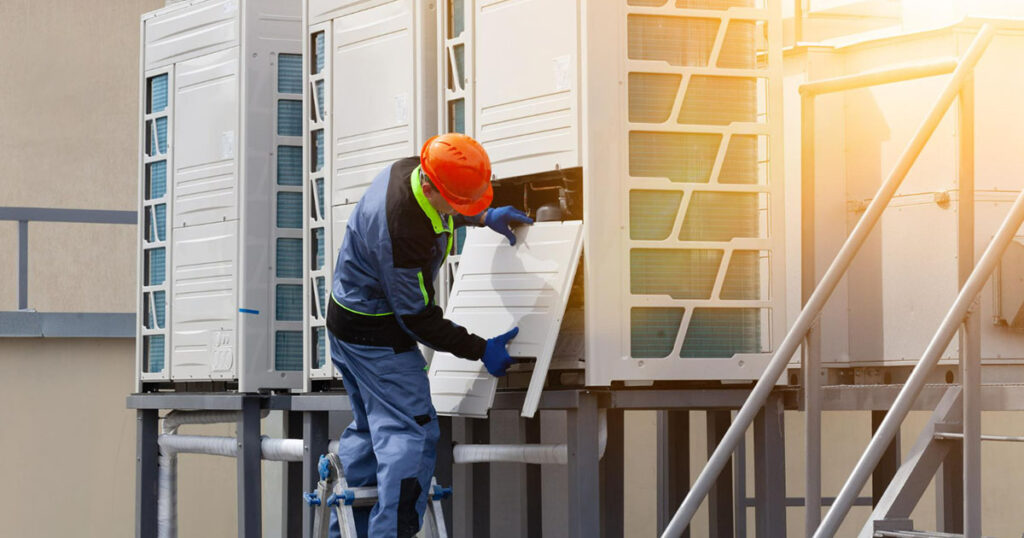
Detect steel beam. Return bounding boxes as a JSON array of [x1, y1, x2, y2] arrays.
[[707, 411, 734, 538], [135, 409, 159, 538], [567, 392, 600, 538], [237, 396, 262, 538], [657, 411, 690, 538], [754, 394, 786, 538], [600, 408, 625, 538]]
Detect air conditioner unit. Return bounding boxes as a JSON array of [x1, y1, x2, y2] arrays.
[[429, 0, 788, 417], [136, 0, 304, 392], [302, 0, 438, 389]]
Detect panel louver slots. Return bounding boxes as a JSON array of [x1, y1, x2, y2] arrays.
[[306, 28, 331, 374], [141, 72, 170, 376], [275, 53, 304, 372], [625, 0, 771, 362]]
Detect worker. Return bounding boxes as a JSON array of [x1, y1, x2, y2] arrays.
[[326, 133, 533, 537]]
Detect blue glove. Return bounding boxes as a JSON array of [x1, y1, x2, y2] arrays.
[[482, 206, 534, 246], [481, 327, 519, 377]]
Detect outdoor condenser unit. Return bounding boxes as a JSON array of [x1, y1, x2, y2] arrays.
[[428, 0, 788, 417], [302, 0, 438, 389], [136, 0, 304, 392]]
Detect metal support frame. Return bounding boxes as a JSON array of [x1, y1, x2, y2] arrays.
[[567, 391, 601, 538], [600, 408, 625, 537], [754, 394, 787, 538], [799, 51, 963, 538], [283, 411, 304, 537], [707, 410, 734, 538], [957, 71, 982, 538], [524, 415, 543, 537], [2, 206, 136, 313], [237, 395, 262, 538], [135, 409, 159, 538], [436, 416, 455, 535], [871, 411, 901, 507], [859, 389, 963, 537], [657, 411, 690, 537], [662, 27, 996, 537], [303, 411, 329, 538]]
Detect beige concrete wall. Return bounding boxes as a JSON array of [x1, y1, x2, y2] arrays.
[[0, 339, 237, 537], [0, 0, 158, 313]]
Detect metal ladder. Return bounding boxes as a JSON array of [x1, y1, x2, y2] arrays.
[[304, 453, 451, 538]]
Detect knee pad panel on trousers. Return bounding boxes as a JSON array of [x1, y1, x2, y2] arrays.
[[396, 476, 424, 538]]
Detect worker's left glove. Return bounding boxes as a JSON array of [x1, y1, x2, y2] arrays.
[[481, 327, 519, 377], [482, 207, 534, 246]]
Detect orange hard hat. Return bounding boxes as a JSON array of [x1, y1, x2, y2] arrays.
[[420, 133, 493, 216]]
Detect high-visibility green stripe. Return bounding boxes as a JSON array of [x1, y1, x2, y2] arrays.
[[331, 293, 393, 317], [411, 166, 446, 234], [417, 271, 429, 305]]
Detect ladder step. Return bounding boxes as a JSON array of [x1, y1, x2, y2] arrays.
[[875, 530, 994, 538]]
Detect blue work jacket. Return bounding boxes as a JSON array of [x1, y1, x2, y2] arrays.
[[327, 157, 486, 359]]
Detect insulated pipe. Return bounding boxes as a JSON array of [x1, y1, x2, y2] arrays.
[[660, 24, 996, 538], [158, 434, 305, 462], [161, 409, 269, 434], [817, 184, 1024, 537], [452, 410, 607, 465]]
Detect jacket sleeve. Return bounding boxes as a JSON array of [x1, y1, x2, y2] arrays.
[[378, 234, 487, 360]]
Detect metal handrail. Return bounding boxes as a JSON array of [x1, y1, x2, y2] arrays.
[[0, 206, 136, 310], [816, 155, 1024, 537], [659, 24, 997, 538]]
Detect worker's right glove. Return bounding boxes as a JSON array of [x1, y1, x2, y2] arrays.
[[482, 327, 519, 377]]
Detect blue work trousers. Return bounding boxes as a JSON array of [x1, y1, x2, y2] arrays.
[[328, 334, 439, 538]]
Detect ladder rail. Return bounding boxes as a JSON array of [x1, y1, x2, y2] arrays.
[[659, 23, 998, 538]]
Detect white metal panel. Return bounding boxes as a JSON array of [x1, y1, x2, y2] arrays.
[[143, 0, 239, 69], [474, 0, 579, 178], [172, 47, 239, 227], [238, 0, 305, 392], [429, 222, 583, 418], [332, 1, 416, 204], [171, 220, 238, 380]]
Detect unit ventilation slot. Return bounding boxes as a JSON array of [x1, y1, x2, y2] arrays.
[[275, 54, 304, 373], [625, 0, 770, 363], [141, 72, 170, 374]]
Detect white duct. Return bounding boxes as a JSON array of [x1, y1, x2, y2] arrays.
[[452, 410, 608, 465]]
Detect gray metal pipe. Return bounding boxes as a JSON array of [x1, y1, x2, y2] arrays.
[[659, 24, 996, 538], [816, 184, 1024, 537]]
